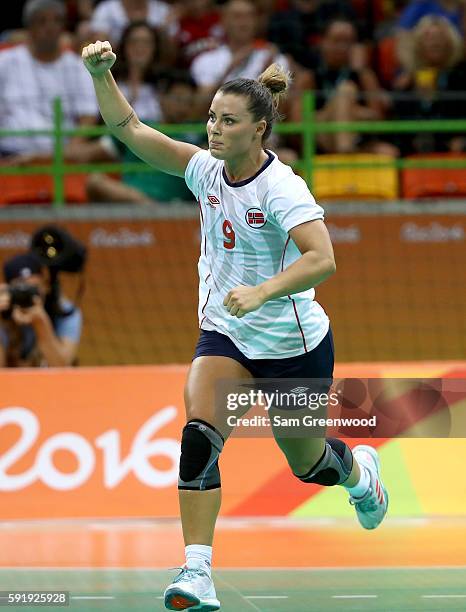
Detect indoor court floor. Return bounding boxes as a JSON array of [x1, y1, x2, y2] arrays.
[[1, 517, 466, 611]]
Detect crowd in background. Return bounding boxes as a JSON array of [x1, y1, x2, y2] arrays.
[[1, 0, 466, 204]]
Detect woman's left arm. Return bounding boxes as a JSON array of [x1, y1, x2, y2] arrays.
[[260, 220, 336, 300]]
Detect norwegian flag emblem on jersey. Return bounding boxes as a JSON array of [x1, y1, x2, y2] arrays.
[[207, 195, 220, 206], [246, 207, 266, 228]]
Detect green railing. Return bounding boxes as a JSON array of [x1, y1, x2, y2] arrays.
[[1, 92, 466, 207]]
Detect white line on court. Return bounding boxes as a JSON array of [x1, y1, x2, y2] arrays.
[[245, 596, 289, 599], [332, 595, 378, 599]]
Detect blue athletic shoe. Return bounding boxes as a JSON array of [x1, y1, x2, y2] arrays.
[[349, 445, 389, 530]]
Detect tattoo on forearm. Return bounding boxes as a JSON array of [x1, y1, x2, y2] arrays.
[[116, 111, 134, 128]]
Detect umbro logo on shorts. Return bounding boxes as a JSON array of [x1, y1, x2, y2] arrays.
[[290, 386, 309, 394], [246, 207, 266, 228], [207, 195, 220, 208]]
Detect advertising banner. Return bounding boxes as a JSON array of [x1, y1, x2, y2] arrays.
[[1, 362, 465, 520]]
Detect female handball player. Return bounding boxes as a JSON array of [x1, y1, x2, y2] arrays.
[[82, 40, 389, 612]]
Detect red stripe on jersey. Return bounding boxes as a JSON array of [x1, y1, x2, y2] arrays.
[[280, 236, 290, 271], [291, 298, 308, 352], [200, 288, 211, 329], [281, 236, 308, 353], [201, 289, 211, 315]]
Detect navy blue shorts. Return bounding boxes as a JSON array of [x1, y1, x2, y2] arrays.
[[193, 327, 334, 381]]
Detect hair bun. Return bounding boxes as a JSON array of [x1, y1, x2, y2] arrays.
[[258, 63, 290, 96]]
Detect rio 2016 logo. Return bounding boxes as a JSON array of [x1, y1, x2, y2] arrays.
[[0, 406, 180, 491]]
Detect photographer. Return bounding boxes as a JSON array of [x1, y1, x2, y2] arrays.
[[0, 252, 82, 368]]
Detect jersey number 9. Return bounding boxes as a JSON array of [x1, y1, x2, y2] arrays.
[[223, 220, 236, 250]]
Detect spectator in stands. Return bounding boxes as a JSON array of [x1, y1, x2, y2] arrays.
[[396, 0, 466, 71], [292, 18, 392, 154], [170, 0, 223, 68], [392, 15, 466, 154], [190, 0, 301, 163], [87, 23, 199, 203], [267, 0, 359, 70], [110, 19, 171, 104], [190, 0, 289, 108], [0, 252, 82, 367], [0, 0, 106, 165], [89, 0, 171, 45]]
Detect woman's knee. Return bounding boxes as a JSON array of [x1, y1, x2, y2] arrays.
[[178, 419, 224, 491]]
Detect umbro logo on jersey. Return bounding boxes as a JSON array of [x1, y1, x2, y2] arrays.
[[246, 207, 266, 228], [207, 194, 220, 208]]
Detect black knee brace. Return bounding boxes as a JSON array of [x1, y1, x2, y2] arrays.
[[178, 419, 224, 491], [295, 437, 353, 486]]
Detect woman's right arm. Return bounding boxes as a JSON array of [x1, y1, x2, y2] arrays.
[[82, 41, 200, 177]]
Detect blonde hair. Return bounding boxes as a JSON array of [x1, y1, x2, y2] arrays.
[[400, 15, 464, 72]]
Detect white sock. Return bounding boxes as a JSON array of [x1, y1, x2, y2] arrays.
[[185, 544, 212, 574], [344, 463, 370, 498]]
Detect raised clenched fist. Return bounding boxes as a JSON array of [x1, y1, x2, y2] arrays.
[[82, 40, 117, 76]]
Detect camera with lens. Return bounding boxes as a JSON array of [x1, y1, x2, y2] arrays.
[[8, 283, 40, 308], [1, 226, 87, 322]]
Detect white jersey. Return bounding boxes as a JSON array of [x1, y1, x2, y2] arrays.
[[185, 149, 330, 359]]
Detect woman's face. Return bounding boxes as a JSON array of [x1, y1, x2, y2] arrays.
[[207, 92, 266, 161], [418, 24, 452, 67], [124, 26, 156, 69], [29, 7, 65, 55], [322, 21, 356, 68], [223, 1, 257, 46]]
